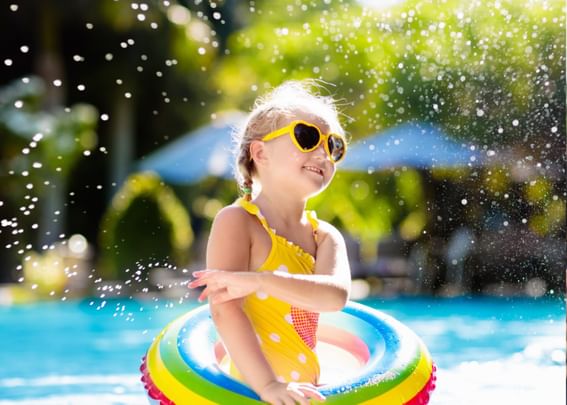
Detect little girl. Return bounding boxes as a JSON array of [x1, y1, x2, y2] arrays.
[[189, 80, 351, 405]]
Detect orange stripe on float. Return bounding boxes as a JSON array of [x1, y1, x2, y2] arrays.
[[318, 324, 370, 365], [146, 332, 217, 405], [359, 342, 433, 405]]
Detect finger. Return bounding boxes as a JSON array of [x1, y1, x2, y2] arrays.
[[188, 278, 205, 289], [194, 269, 222, 277], [210, 290, 232, 305], [192, 271, 215, 282], [288, 390, 309, 405], [298, 386, 326, 401], [281, 396, 295, 405], [190, 272, 224, 289], [198, 286, 214, 302]]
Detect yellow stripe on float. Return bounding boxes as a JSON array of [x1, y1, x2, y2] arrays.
[[146, 334, 217, 405], [359, 342, 433, 405]]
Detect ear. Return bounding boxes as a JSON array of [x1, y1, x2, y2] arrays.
[[250, 140, 269, 166]]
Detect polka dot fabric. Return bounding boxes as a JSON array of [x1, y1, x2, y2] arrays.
[[228, 198, 321, 385]]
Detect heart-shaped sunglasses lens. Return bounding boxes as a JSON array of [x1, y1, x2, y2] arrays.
[[328, 135, 345, 162], [293, 124, 321, 150]]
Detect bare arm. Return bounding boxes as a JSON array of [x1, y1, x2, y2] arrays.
[[257, 221, 351, 312], [205, 206, 277, 394], [193, 220, 351, 312]]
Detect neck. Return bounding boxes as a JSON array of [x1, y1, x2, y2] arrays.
[[253, 186, 307, 228]]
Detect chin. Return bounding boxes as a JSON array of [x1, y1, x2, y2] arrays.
[[289, 168, 334, 198], [305, 179, 331, 198]]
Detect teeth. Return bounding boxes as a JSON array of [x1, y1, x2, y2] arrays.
[[304, 166, 322, 175]]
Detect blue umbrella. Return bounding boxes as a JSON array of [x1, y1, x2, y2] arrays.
[[340, 121, 483, 172], [137, 111, 247, 184]]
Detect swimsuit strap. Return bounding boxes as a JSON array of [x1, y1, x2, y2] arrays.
[[236, 198, 275, 236], [305, 210, 319, 243], [237, 198, 319, 242]]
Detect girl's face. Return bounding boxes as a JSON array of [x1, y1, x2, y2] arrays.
[[262, 111, 338, 198]]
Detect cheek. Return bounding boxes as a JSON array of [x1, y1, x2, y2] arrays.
[[280, 145, 304, 166], [325, 166, 336, 183]]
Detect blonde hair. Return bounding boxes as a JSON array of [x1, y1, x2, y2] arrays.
[[232, 79, 345, 201]]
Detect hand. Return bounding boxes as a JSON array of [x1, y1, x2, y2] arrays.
[[259, 381, 326, 405], [188, 269, 261, 304]]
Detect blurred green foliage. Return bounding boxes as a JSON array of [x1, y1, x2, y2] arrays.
[[0, 76, 98, 261], [98, 172, 193, 281], [0, 0, 564, 290], [213, 0, 564, 146], [0, 76, 97, 178], [308, 168, 426, 259]]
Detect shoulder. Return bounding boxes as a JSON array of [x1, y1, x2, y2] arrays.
[[209, 203, 257, 240], [314, 219, 346, 248], [207, 204, 254, 267], [213, 204, 252, 228]]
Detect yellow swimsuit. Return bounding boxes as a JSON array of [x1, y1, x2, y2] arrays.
[[229, 198, 321, 384]]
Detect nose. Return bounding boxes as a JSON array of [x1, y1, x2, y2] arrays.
[[312, 141, 328, 160]]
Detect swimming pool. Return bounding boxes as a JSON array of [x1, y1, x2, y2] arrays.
[[0, 296, 564, 404]]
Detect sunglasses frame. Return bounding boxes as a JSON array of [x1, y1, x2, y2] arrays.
[[261, 120, 347, 163]]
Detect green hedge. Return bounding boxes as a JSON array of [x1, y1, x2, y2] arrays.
[[99, 172, 193, 282]]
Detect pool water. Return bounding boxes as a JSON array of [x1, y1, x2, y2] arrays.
[[0, 297, 564, 404]]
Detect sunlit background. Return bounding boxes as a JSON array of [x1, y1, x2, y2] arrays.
[[0, 0, 564, 404]]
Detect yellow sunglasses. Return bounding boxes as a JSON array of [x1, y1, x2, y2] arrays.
[[261, 120, 347, 163]]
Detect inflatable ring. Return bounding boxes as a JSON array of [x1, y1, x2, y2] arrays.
[[141, 301, 436, 404]]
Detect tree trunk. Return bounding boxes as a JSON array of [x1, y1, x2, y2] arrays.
[[109, 97, 135, 197], [36, 0, 66, 247]]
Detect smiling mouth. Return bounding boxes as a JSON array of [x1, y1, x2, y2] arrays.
[[303, 166, 324, 176]]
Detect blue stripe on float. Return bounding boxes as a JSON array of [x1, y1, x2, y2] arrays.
[[176, 305, 260, 400], [317, 301, 420, 397], [170, 302, 419, 400]]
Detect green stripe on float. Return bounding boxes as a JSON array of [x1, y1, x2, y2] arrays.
[[315, 335, 424, 404], [158, 315, 262, 404]]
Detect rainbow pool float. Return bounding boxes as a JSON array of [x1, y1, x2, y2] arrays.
[[141, 301, 436, 404]]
